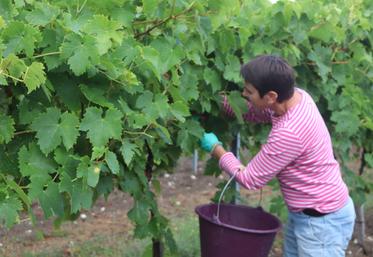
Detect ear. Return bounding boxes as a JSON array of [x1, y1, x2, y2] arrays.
[[264, 91, 278, 105]]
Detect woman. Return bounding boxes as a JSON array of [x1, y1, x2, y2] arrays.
[[200, 55, 356, 257]]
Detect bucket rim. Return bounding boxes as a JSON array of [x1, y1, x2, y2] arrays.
[[195, 203, 282, 234]]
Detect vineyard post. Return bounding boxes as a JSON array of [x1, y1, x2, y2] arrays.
[[230, 132, 241, 204], [193, 149, 199, 174]]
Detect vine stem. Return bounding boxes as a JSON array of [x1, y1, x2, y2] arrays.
[[134, 2, 195, 39], [77, 0, 88, 14], [307, 61, 349, 65], [14, 130, 34, 136], [98, 70, 126, 87], [123, 124, 154, 138], [0, 72, 24, 83], [31, 51, 61, 59]]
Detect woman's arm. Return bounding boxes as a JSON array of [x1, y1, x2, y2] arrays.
[[213, 128, 303, 190]]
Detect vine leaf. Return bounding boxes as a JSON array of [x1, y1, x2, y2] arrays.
[[23, 62, 46, 93], [18, 144, 57, 199], [0, 114, 15, 144], [105, 151, 119, 174], [61, 34, 100, 76], [227, 91, 247, 124], [1, 21, 41, 57], [120, 140, 139, 166], [80, 107, 123, 147], [0, 197, 22, 228], [31, 108, 80, 154], [128, 200, 150, 225], [83, 14, 123, 55]]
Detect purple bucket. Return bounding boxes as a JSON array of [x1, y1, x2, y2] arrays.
[[195, 203, 282, 257]]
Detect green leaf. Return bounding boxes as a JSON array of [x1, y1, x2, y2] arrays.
[[70, 181, 93, 213], [144, 94, 170, 120], [83, 14, 123, 55], [23, 62, 46, 93], [18, 144, 57, 199], [142, 46, 161, 79], [0, 74, 7, 85], [307, 44, 332, 81], [180, 77, 199, 101], [170, 101, 190, 122], [60, 112, 80, 151], [120, 140, 139, 166], [61, 34, 100, 76], [227, 91, 247, 124], [25, 2, 59, 26], [77, 157, 101, 188], [142, 0, 158, 17], [0, 16, 4, 29], [79, 84, 114, 108], [0, 114, 15, 143], [91, 146, 107, 160], [53, 76, 82, 111], [223, 55, 241, 83], [120, 170, 142, 198], [87, 164, 101, 188], [31, 108, 80, 154], [4, 177, 31, 208], [308, 22, 335, 43], [39, 182, 64, 218], [31, 108, 61, 154], [203, 68, 222, 93], [127, 112, 149, 129], [136, 91, 153, 109], [2, 21, 41, 57], [177, 120, 204, 153], [128, 200, 150, 225], [80, 107, 123, 147], [1, 54, 26, 79], [331, 110, 360, 137], [105, 151, 119, 174], [151, 38, 185, 74], [0, 197, 22, 228], [364, 153, 373, 168], [155, 124, 172, 144]]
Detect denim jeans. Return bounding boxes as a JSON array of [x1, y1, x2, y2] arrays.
[[284, 197, 356, 257]]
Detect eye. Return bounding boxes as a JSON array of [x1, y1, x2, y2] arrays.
[[245, 88, 252, 94]]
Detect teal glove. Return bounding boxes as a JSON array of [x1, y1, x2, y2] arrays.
[[200, 132, 222, 152]]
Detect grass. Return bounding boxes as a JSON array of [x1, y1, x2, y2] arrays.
[[18, 215, 201, 257]]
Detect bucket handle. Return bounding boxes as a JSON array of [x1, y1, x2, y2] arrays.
[[214, 169, 239, 223]]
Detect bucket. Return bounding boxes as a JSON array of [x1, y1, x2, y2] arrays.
[[195, 203, 282, 257]]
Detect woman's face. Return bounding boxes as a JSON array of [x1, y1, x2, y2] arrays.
[[242, 83, 268, 109]]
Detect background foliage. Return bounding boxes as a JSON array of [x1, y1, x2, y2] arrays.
[[0, 0, 372, 253]]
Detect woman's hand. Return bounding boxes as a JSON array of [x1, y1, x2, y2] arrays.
[[200, 132, 222, 152]]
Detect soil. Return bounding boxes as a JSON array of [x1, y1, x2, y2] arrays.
[[0, 157, 372, 257]]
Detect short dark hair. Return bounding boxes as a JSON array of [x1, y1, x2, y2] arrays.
[[240, 55, 295, 102]]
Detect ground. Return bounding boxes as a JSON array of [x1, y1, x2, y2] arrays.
[[0, 157, 372, 257]]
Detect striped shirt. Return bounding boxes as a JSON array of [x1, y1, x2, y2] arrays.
[[220, 88, 349, 213]]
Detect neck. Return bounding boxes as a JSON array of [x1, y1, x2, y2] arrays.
[[272, 91, 301, 116]]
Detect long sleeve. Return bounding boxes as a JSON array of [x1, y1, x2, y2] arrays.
[[219, 128, 303, 190]]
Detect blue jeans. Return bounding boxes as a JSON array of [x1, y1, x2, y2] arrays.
[[284, 197, 356, 257]]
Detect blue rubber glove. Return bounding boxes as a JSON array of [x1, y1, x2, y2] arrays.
[[200, 132, 222, 152]]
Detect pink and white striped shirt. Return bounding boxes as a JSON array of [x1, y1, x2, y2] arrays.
[[220, 88, 349, 213]]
